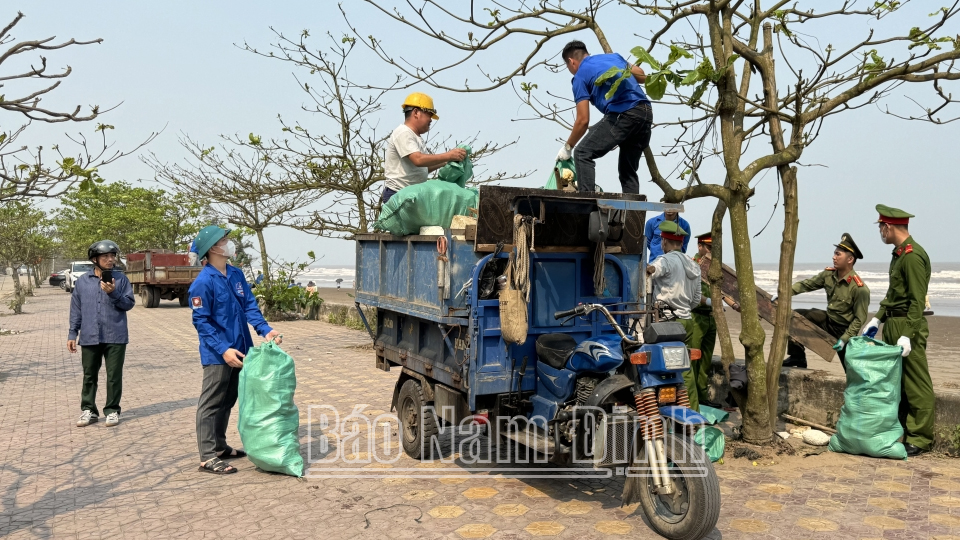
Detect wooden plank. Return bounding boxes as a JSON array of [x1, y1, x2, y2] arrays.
[[698, 258, 837, 362]]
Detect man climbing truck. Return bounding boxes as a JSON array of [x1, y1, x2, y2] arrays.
[[381, 92, 467, 204], [558, 40, 654, 194]]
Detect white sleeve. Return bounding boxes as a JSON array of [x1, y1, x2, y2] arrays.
[[394, 129, 425, 159], [649, 258, 668, 279]]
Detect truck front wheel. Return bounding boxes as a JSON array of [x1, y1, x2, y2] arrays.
[[397, 379, 439, 460]]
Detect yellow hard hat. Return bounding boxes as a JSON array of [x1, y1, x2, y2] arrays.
[[402, 92, 439, 120]]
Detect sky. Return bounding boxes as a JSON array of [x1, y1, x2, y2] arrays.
[[8, 1, 960, 268]]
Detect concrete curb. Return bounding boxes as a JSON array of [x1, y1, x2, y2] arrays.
[[709, 359, 960, 454]]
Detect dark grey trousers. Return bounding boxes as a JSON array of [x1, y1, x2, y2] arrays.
[[575, 101, 653, 194], [196, 364, 240, 461]]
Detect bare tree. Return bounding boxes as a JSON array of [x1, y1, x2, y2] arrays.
[[351, 0, 960, 444], [143, 135, 314, 284], [0, 11, 158, 201], [240, 29, 528, 237]]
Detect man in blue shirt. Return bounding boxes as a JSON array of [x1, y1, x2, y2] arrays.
[[645, 210, 691, 261], [189, 225, 281, 475], [558, 41, 653, 193], [68, 240, 135, 428]]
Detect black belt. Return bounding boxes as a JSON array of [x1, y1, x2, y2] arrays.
[[886, 310, 909, 318]]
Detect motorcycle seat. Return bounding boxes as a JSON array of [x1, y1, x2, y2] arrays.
[[535, 333, 578, 370]]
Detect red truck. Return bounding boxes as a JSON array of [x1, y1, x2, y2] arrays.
[[125, 250, 202, 308]]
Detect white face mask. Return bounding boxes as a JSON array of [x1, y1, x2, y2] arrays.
[[215, 240, 237, 259]]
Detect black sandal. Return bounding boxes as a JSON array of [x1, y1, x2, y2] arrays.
[[218, 446, 247, 459], [198, 457, 238, 474]]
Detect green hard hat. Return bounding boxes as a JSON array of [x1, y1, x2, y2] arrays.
[[194, 225, 231, 260]]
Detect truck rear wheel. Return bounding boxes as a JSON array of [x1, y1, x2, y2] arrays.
[[178, 292, 189, 307], [397, 379, 438, 460], [141, 285, 160, 308]]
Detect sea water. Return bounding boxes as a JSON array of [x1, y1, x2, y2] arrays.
[[753, 262, 960, 317], [296, 263, 960, 317]]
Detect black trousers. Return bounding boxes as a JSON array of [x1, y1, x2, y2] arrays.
[[196, 364, 240, 461], [787, 308, 848, 369], [80, 344, 126, 415], [575, 101, 653, 194]]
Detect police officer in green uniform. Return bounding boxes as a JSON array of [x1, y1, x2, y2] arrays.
[[689, 232, 720, 408], [861, 205, 933, 456], [783, 233, 870, 370]]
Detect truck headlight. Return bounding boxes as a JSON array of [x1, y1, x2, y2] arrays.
[[662, 346, 689, 370]]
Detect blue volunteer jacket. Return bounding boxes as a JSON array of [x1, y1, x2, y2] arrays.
[[645, 213, 691, 262], [188, 263, 272, 365]]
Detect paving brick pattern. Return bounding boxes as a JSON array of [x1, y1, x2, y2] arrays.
[[1, 286, 960, 539]]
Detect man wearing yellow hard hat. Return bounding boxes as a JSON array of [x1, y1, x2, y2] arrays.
[[382, 92, 467, 203]]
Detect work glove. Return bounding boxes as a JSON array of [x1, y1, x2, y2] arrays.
[[557, 143, 572, 161], [897, 336, 912, 357], [832, 339, 844, 352], [705, 297, 712, 307], [861, 317, 880, 338]]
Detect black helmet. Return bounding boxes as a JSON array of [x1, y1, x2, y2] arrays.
[[88, 240, 121, 261]]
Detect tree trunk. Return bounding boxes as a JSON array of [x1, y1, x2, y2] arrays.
[[707, 201, 737, 381], [255, 229, 271, 285], [727, 197, 773, 444], [23, 267, 34, 297], [765, 165, 799, 429], [10, 270, 24, 314], [32, 265, 42, 288]]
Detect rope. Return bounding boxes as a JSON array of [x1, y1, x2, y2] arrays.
[[511, 214, 532, 302], [594, 240, 606, 296]]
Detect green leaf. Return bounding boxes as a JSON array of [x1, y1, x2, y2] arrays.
[[604, 71, 633, 100], [645, 73, 668, 101], [630, 46, 661, 71], [688, 81, 709, 107], [594, 66, 625, 86], [663, 45, 693, 68], [248, 133, 262, 146]]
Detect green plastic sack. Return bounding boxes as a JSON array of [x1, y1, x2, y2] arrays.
[[694, 426, 725, 462], [374, 180, 479, 236], [698, 405, 729, 425], [238, 341, 304, 477], [828, 336, 907, 460], [436, 144, 472, 188], [544, 159, 576, 189]]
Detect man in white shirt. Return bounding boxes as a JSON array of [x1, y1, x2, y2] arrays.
[[646, 221, 705, 411], [382, 92, 467, 204]]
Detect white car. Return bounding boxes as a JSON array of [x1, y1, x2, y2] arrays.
[[64, 261, 95, 292]]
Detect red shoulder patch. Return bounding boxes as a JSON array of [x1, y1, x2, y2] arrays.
[[191, 297, 203, 309], [904, 244, 913, 254], [825, 267, 835, 271], [853, 275, 864, 287]]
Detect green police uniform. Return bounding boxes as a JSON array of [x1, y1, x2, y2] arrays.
[[687, 232, 717, 409], [786, 233, 869, 370], [874, 205, 933, 450]]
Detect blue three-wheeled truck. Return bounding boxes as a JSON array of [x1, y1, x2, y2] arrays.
[[354, 187, 720, 540]]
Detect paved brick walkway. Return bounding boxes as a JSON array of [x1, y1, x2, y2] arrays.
[[2, 285, 960, 539]]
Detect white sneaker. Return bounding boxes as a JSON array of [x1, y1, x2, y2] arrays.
[[77, 410, 98, 427], [105, 412, 120, 427]]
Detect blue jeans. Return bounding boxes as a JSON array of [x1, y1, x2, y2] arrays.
[[381, 187, 398, 204], [575, 101, 653, 194]]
